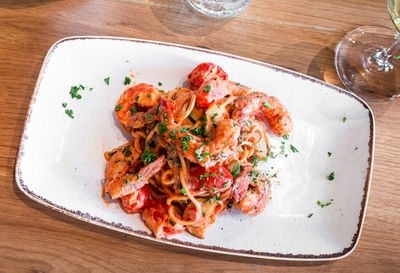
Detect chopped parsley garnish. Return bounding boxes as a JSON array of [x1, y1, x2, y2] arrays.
[[251, 156, 259, 166], [115, 104, 122, 111], [181, 187, 187, 195], [223, 182, 229, 188], [169, 130, 177, 140], [199, 173, 216, 180], [135, 96, 139, 101], [147, 94, 151, 98], [354, 147, 358, 150], [282, 134, 289, 140], [62, 102, 67, 108], [204, 85, 211, 93], [141, 149, 157, 163], [130, 106, 137, 116], [224, 141, 228, 146], [89, 87, 93, 91], [328, 172, 335, 181], [157, 121, 168, 135], [211, 113, 218, 121], [70, 86, 82, 99], [146, 113, 153, 121], [136, 174, 140, 179], [317, 200, 333, 208], [290, 144, 299, 153], [65, 109, 74, 118], [105, 192, 112, 199], [201, 152, 211, 157], [328, 152, 332, 157], [125, 179, 128, 185], [169, 219, 175, 226], [230, 161, 240, 177], [308, 213, 313, 218], [158, 82, 162, 86], [124, 76, 131, 85], [104, 77, 110, 85], [202, 209, 206, 217], [122, 145, 132, 157], [79, 84, 85, 90], [263, 101, 271, 109], [343, 117, 347, 122]]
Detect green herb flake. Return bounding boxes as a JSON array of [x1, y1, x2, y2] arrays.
[[354, 147, 358, 150], [141, 149, 157, 163], [231, 161, 240, 177], [202, 209, 206, 217], [211, 113, 218, 121], [89, 87, 93, 91], [122, 145, 132, 157], [328, 152, 332, 157], [62, 102, 67, 108], [168, 219, 175, 226], [263, 101, 271, 109], [343, 117, 347, 122], [181, 187, 187, 195], [130, 106, 137, 116], [115, 104, 122, 111], [290, 144, 299, 153], [125, 179, 128, 185], [124, 76, 131, 85], [65, 109, 74, 119], [308, 213, 313, 218], [136, 174, 140, 179], [69, 86, 82, 99], [282, 134, 289, 140], [105, 192, 112, 199], [104, 77, 110, 85], [328, 172, 335, 181], [158, 82, 162, 86], [204, 85, 211, 93], [146, 113, 153, 121]]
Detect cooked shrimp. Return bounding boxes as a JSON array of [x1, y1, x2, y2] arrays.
[[115, 83, 161, 132], [104, 142, 140, 198], [157, 99, 240, 167], [232, 92, 293, 137], [106, 155, 166, 199], [196, 79, 250, 108], [236, 167, 271, 216]]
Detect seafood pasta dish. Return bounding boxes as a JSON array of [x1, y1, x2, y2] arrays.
[[103, 63, 293, 239]]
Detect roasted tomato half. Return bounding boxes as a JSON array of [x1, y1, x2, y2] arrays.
[[120, 184, 149, 213], [187, 62, 228, 91], [189, 165, 233, 193], [141, 199, 185, 238]]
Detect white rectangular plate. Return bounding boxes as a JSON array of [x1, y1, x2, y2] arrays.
[[16, 36, 374, 261]]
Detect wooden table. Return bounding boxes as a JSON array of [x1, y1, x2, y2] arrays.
[[1, 0, 399, 271]]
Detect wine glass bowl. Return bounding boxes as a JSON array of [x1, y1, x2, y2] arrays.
[[186, 0, 252, 18], [335, 0, 400, 101]]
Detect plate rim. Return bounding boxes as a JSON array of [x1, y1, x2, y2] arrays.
[[15, 36, 375, 261]]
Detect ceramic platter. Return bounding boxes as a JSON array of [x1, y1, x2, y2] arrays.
[[16, 37, 374, 260]]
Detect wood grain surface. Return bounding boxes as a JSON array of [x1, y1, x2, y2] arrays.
[[1, 0, 399, 272]]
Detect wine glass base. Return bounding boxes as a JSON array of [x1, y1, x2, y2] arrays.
[[335, 26, 400, 101], [186, 0, 252, 18]]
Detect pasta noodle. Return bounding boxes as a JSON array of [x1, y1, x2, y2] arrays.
[[103, 62, 293, 239]]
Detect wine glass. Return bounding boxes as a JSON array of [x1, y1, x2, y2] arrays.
[[335, 0, 400, 101], [186, 0, 252, 18]]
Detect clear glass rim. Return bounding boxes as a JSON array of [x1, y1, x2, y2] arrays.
[[185, 0, 252, 19], [334, 25, 400, 102]]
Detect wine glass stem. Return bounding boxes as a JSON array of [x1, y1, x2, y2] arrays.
[[374, 37, 400, 72]]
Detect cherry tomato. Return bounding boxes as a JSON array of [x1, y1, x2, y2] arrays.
[[187, 62, 228, 91], [189, 166, 233, 193], [141, 199, 185, 238], [120, 184, 149, 213]]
